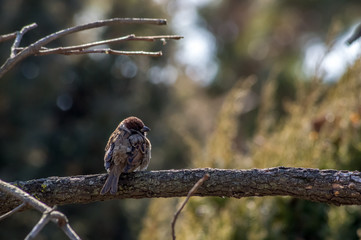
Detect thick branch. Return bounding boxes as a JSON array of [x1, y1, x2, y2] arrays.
[[1, 167, 361, 214]]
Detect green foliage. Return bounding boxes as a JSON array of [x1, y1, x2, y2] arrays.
[[140, 52, 361, 240]]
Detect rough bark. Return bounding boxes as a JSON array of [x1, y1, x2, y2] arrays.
[[1, 167, 361, 214]]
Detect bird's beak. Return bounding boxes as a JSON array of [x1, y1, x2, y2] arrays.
[[141, 126, 151, 132]]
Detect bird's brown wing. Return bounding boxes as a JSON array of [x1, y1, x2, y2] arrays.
[[101, 127, 132, 194], [124, 133, 150, 172], [104, 127, 131, 172]]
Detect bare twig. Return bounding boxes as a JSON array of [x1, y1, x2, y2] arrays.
[[33, 49, 163, 57], [0, 202, 26, 221], [171, 173, 210, 240], [55, 212, 81, 240], [25, 208, 53, 240], [0, 18, 181, 79], [10, 23, 38, 58], [14, 34, 183, 54], [26, 18, 168, 50], [25, 206, 79, 240], [0, 32, 17, 43], [0, 179, 81, 240]]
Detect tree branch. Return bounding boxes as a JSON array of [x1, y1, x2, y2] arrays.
[[1, 167, 360, 215], [25, 208, 54, 240], [14, 34, 183, 54], [0, 32, 17, 43], [0, 179, 81, 239], [0, 202, 26, 221], [0, 18, 181, 79], [10, 23, 38, 58], [39, 49, 163, 57]]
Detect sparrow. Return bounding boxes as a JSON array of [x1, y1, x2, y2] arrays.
[[100, 116, 151, 195]]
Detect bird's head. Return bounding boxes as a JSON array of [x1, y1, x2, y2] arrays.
[[121, 116, 150, 135]]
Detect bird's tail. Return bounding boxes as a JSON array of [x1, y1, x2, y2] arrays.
[[100, 171, 120, 195]]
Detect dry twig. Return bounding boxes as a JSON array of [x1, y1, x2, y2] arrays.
[[45, 49, 163, 57], [14, 34, 183, 55], [10, 23, 38, 58], [0, 179, 81, 240], [171, 173, 210, 240], [25, 207, 55, 240], [0, 202, 26, 221], [0, 32, 17, 43], [0, 18, 182, 79]]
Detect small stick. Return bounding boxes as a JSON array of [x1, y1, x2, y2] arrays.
[[33, 48, 163, 57], [25, 208, 53, 240], [171, 173, 210, 240], [0, 18, 176, 79], [10, 23, 38, 57], [0, 202, 26, 221], [0, 32, 17, 43], [0, 179, 81, 240], [14, 35, 183, 54]]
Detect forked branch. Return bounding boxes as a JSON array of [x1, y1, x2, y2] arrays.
[[0, 179, 80, 239], [0, 18, 183, 79]]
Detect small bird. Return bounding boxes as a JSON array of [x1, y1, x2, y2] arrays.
[[100, 116, 151, 195]]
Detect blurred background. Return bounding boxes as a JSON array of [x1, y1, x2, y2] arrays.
[[1, 0, 361, 239]]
